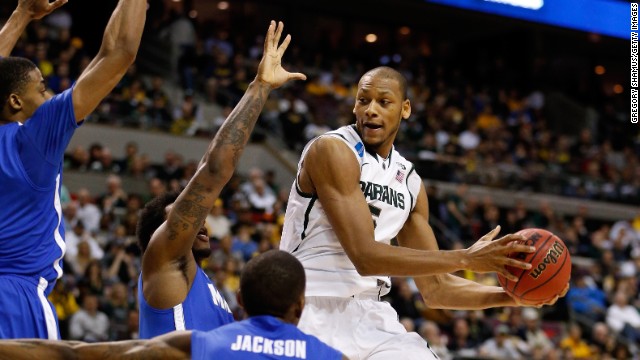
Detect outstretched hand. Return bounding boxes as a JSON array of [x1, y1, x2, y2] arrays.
[[463, 225, 535, 281], [255, 20, 307, 89], [18, 0, 68, 20]]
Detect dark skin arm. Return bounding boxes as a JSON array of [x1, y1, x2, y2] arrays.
[[397, 182, 567, 309], [299, 137, 534, 277], [0, 332, 351, 360], [142, 21, 305, 309], [0, 332, 191, 360], [71, 0, 146, 122], [0, 0, 67, 57]]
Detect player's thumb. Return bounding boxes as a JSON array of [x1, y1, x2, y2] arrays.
[[289, 73, 307, 81], [482, 225, 500, 241]]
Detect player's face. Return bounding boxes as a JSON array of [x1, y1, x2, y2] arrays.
[[17, 69, 52, 121], [353, 74, 410, 157]]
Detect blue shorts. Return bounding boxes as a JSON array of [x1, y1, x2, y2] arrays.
[[0, 275, 60, 339]]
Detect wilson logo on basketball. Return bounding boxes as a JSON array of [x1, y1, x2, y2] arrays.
[[529, 241, 565, 279]]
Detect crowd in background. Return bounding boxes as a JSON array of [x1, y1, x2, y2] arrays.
[[2, 3, 640, 359]]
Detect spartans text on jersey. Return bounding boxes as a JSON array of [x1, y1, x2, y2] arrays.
[[359, 181, 405, 209]]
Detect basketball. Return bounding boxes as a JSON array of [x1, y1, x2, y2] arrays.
[[497, 228, 571, 303]]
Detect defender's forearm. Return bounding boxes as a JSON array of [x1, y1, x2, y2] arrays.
[[0, 339, 188, 360], [100, 0, 146, 55], [0, 10, 31, 57], [200, 81, 272, 179]]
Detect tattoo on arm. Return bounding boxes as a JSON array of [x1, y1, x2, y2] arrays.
[[206, 83, 270, 174], [167, 182, 210, 239]]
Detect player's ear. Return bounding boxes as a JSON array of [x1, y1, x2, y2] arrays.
[[8, 94, 23, 112], [401, 99, 411, 120]]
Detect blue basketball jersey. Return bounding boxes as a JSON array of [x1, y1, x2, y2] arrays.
[[191, 315, 343, 359], [138, 268, 234, 338], [0, 87, 79, 339]]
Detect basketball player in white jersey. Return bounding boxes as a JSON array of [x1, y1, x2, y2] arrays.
[[280, 66, 566, 359]]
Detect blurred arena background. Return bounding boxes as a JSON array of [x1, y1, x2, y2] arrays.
[[1, 0, 637, 358]]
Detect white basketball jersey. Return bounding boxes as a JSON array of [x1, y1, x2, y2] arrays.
[[280, 125, 422, 297]]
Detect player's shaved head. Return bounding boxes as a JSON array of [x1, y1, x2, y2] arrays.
[[360, 66, 408, 100], [240, 250, 306, 318]]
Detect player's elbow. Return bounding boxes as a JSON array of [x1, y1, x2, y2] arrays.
[[418, 275, 447, 308], [349, 249, 381, 276]]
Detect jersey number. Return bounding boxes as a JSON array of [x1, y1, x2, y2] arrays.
[[368, 204, 381, 229]]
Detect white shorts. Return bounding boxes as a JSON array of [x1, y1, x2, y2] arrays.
[[299, 295, 439, 359]]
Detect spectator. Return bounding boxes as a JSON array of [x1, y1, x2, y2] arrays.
[[75, 188, 102, 234], [48, 278, 79, 340], [418, 321, 452, 360], [66, 240, 95, 277], [478, 323, 525, 360], [103, 282, 135, 340], [230, 225, 258, 262], [69, 294, 109, 342], [64, 221, 104, 261], [519, 308, 552, 357], [566, 270, 607, 322], [606, 290, 640, 344], [560, 323, 593, 359], [205, 198, 232, 241]]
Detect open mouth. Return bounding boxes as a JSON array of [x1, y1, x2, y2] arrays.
[[196, 227, 209, 242], [364, 123, 382, 130]]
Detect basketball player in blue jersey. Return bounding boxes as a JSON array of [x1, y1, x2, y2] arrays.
[[279, 66, 568, 359], [0, 0, 147, 339], [135, 20, 306, 338], [0, 251, 347, 360]]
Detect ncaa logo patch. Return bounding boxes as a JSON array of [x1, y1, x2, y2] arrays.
[[355, 142, 364, 158]]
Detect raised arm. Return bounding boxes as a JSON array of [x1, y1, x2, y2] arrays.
[[142, 21, 304, 285], [71, 0, 146, 121], [0, 0, 67, 57], [0, 331, 191, 360], [303, 136, 533, 277]]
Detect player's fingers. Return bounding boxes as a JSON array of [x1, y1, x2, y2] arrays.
[[264, 20, 275, 53], [508, 243, 536, 254], [507, 258, 532, 270], [49, 0, 68, 11], [288, 72, 307, 81], [277, 34, 292, 56], [497, 233, 526, 246], [273, 21, 284, 48], [500, 268, 519, 282], [481, 225, 501, 242]]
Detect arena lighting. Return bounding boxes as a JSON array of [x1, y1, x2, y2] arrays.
[[365, 33, 378, 43], [595, 65, 606, 75], [399, 26, 411, 35], [613, 84, 623, 94], [483, 0, 543, 10], [218, 1, 230, 10]]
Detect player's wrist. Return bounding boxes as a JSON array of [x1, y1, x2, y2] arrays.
[[10, 9, 32, 24], [250, 78, 274, 92]]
